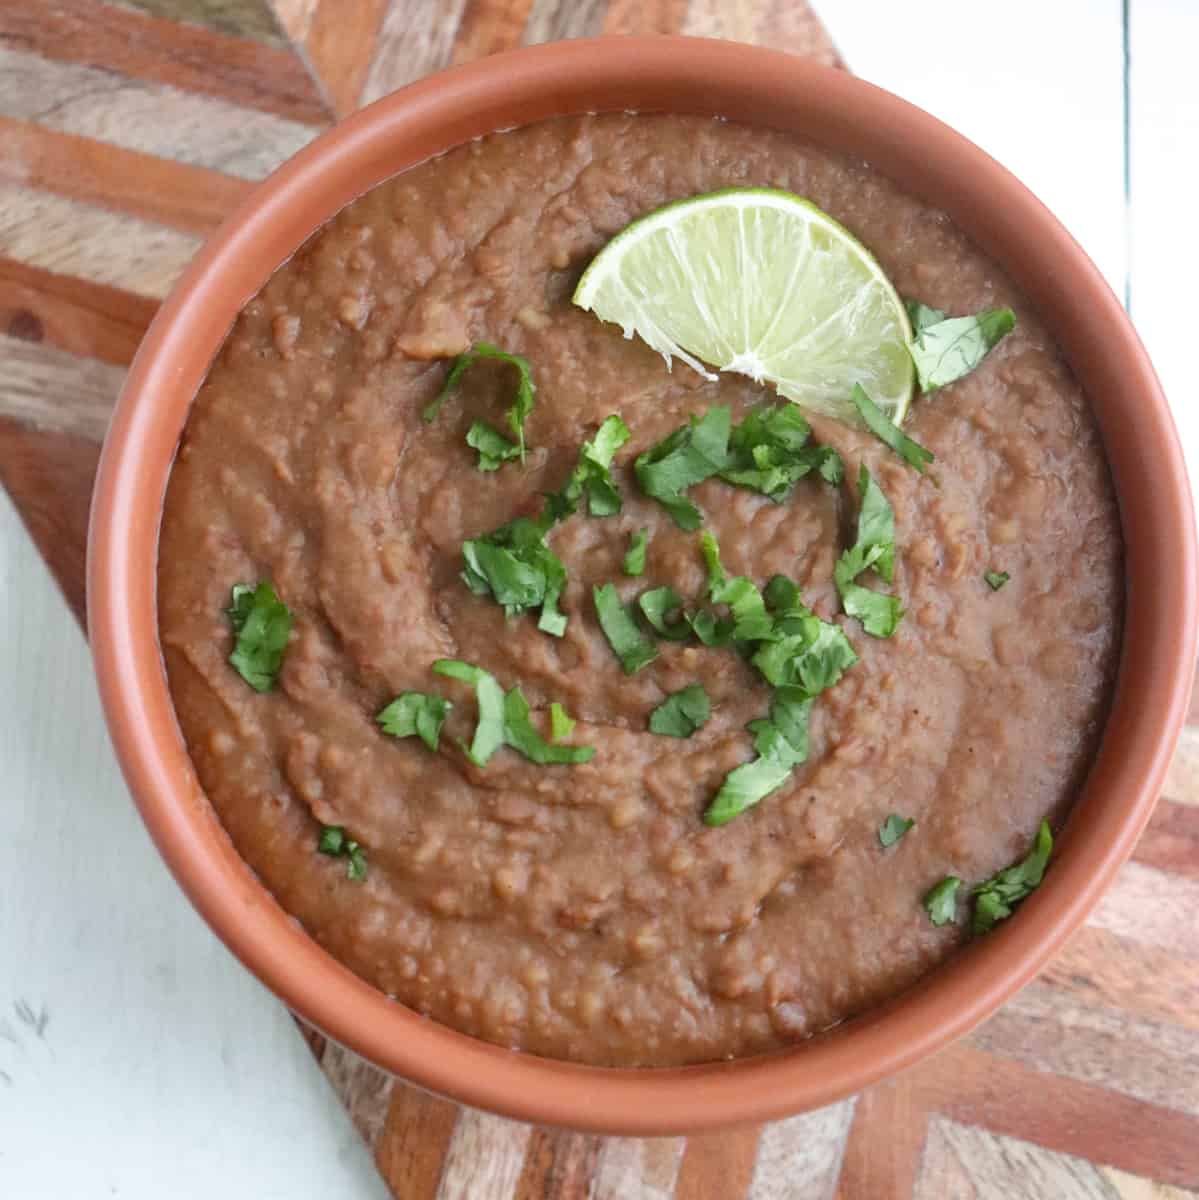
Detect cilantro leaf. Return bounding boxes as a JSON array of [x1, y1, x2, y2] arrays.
[[638, 586, 692, 641], [984, 570, 1010, 591], [698, 531, 775, 642], [910, 307, 1016, 392], [424, 342, 536, 462], [623, 528, 648, 577], [502, 688, 595, 764], [227, 581, 292, 692], [546, 415, 631, 520], [461, 515, 568, 637], [432, 659, 507, 766], [923, 876, 962, 925], [751, 619, 858, 695], [879, 813, 915, 847], [905, 300, 946, 336], [704, 689, 812, 825], [849, 384, 934, 473], [649, 684, 711, 738], [466, 421, 521, 472], [317, 825, 367, 882], [835, 465, 904, 638], [549, 702, 576, 741], [634, 407, 731, 529], [719, 402, 844, 500], [593, 584, 658, 674], [970, 819, 1052, 934], [376, 692, 452, 752]]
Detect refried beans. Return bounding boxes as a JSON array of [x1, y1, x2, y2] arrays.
[[158, 114, 1122, 1066]]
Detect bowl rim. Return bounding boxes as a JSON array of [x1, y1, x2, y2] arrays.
[[87, 35, 1197, 1135]]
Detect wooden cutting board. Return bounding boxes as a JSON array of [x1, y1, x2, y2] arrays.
[[2, 3, 1197, 1196]]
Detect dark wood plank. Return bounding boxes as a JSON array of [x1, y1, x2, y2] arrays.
[[835, 1072, 930, 1200], [512, 1128, 603, 1200], [451, 0, 536, 64], [374, 1084, 459, 1199], [301, 0, 390, 116], [0, 116, 251, 236], [674, 1127, 761, 1200], [0, 416, 98, 627], [0, 0, 330, 126]]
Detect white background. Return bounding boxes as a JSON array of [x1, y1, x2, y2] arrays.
[[2, 0, 1193, 1193]]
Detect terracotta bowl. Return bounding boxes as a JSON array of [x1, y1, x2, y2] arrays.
[[88, 36, 1197, 1134]]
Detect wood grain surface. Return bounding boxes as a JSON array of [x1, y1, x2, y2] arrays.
[[2, 2, 1195, 1197]]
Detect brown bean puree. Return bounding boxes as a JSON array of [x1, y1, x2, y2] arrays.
[[158, 114, 1122, 1067]]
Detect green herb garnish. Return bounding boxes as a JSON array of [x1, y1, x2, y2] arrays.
[[905, 300, 947, 336], [433, 659, 594, 767], [718, 402, 844, 501], [638, 586, 692, 641], [835, 465, 904, 638], [849, 384, 934, 473], [908, 306, 1016, 392], [546, 415, 631, 520], [502, 688, 595, 764], [227, 581, 292, 692], [424, 342, 536, 463], [432, 659, 507, 766], [461, 514, 567, 636], [593, 584, 658, 674], [649, 684, 711, 738], [318, 825, 367, 882], [704, 689, 812, 825], [923, 876, 962, 925], [376, 692, 452, 752], [984, 570, 1010, 591], [623, 528, 649, 576], [879, 814, 915, 847], [696, 530, 774, 643], [971, 820, 1052, 934], [549, 702, 576, 741], [634, 407, 731, 530], [466, 421, 521, 471]]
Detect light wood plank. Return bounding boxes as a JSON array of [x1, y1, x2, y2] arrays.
[[749, 1099, 855, 1200], [1164, 727, 1199, 810], [0, 45, 315, 182], [1087, 861, 1199, 959], [0, 115, 251, 235], [601, 0, 689, 36], [521, 0, 608, 44], [918, 1117, 1133, 1200], [268, 0, 320, 42], [113, 0, 288, 44], [317, 1042, 398, 1152], [1128, 0, 1199, 493], [0, 332, 123, 442], [433, 1109, 531, 1200], [0, 184, 200, 301], [0, 0, 328, 125], [590, 1136, 688, 1200], [360, 0, 470, 105], [1101, 1166, 1199, 1200]]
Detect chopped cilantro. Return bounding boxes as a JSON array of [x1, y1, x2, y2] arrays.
[[634, 407, 731, 529], [376, 692, 452, 752], [704, 689, 812, 825], [432, 659, 507, 766], [751, 618, 858, 695], [849, 384, 934, 473], [984, 570, 1010, 591], [461, 514, 567, 637], [502, 688, 595, 764], [971, 820, 1052, 934], [879, 814, 915, 847], [623, 528, 649, 576], [466, 421, 521, 472], [433, 659, 594, 767], [226, 581, 292, 692], [549, 701, 576, 741], [905, 299, 946, 336], [424, 342, 536, 463], [835, 465, 904, 638], [317, 825, 367, 882], [649, 684, 711, 738], [908, 306, 1016, 392], [546, 415, 630, 520], [697, 530, 775, 642], [593, 584, 658, 674], [923, 876, 962, 925], [638, 586, 692, 641], [719, 402, 844, 500]]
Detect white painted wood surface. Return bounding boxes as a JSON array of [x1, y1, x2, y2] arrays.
[[3, 2, 1192, 1195]]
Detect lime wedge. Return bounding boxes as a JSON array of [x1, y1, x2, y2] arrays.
[[573, 188, 915, 425]]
